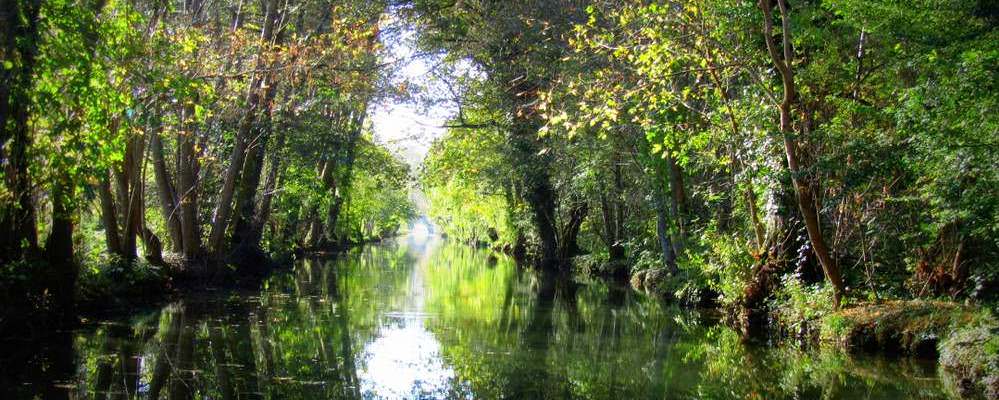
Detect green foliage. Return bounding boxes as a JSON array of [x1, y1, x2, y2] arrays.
[[76, 255, 169, 306], [342, 138, 417, 241], [422, 118, 522, 247], [773, 276, 837, 334]]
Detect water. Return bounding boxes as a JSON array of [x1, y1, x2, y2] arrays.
[[1, 235, 955, 399]]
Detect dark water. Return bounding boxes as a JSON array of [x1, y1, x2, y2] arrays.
[[1, 236, 956, 399]]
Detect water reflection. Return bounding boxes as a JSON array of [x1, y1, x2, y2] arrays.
[[1, 237, 955, 399]]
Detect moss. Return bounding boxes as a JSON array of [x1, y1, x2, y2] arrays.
[[939, 315, 999, 399], [819, 300, 976, 356], [815, 301, 999, 398]]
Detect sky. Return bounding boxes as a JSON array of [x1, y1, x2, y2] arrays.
[[369, 24, 454, 171]]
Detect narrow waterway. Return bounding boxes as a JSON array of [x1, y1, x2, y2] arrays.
[[3, 234, 953, 399]]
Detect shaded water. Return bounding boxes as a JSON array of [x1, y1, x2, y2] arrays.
[[2, 235, 955, 399]]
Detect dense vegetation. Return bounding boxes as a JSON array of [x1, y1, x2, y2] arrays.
[[0, 0, 415, 323], [2, 0, 998, 397], [416, 0, 998, 312], [412, 2, 998, 393]]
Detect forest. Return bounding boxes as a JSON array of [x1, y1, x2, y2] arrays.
[[1, 0, 998, 399]]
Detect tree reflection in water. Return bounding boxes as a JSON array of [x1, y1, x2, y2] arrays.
[[1, 238, 954, 399]]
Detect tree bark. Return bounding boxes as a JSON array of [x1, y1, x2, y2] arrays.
[[653, 184, 678, 274], [559, 201, 588, 260], [98, 174, 124, 257], [230, 83, 279, 252], [510, 115, 560, 268], [760, 0, 845, 308], [150, 130, 184, 252], [112, 133, 145, 261], [665, 151, 687, 255], [177, 104, 203, 261], [250, 126, 286, 245], [600, 158, 626, 263], [208, 0, 279, 258], [304, 160, 331, 248]]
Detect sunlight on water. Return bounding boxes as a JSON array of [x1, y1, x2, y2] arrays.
[[1, 238, 954, 400], [359, 316, 457, 399], [409, 216, 434, 240]]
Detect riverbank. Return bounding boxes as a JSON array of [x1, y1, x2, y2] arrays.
[[627, 264, 999, 399], [0, 238, 966, 399], [2, 232, 414, 337], [813, 301, 998, 399]]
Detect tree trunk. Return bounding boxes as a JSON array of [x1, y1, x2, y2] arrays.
[[760, 0, 845, 308], [112, 134, 145, 262], [653, 187, 678, 274], [559, 201, 588, 260], [98, 174, 124, 257], [45, 183, 77, 319], [231, 83, 279, 252], [0, 0, 43, 263], [323, 124, 363, 246], [178, 104, 203, 261], [665, 151, 687, 255], [511, 117, 559, 268], [304, 161, 330, 248], [142, 226, 165, 266], [600, 158, 627, 263], [150, 130, 184, 252], [125, 135, 146, 262], [250, 126, 286, 245], [527, 174, 559, 268], [208, 0, 279, 258], [208, 121, 247, 257]]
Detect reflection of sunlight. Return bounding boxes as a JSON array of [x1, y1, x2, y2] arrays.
[[359, 316, 456, 398], [411, 220, 431, 239]]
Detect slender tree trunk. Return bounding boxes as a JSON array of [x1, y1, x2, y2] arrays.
[[98, 174, 124, 256], [323, 111, 366, 246], [231, 83, 279, 252], [208, 0, 279, 258], [600, 159, 626, 263], [665, 151, 687, 254], [250, 127, 286, 245], [703, 53, 766, 252], [760, 0, 845, 308], [559, 201, 588, 260], [178, 104, 203, 261], [113, 135, 145, 261], [150, 130, 184, 252], [126, 135, 146, 261], [653, 187, 678, 274], [304, 161, 331, 248]]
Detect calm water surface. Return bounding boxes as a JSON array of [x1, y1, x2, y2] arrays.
[[2, 235, 954, 399]]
